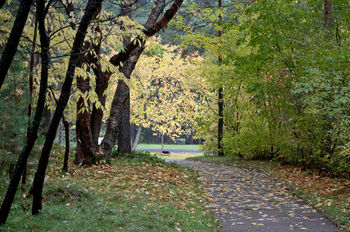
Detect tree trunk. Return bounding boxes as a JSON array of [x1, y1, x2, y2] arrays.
[[62, 119, 70, 172], [324, 0, 334, 27], [75, 61, 97, 165], [132, 127, 142, 150], [117, 84, 131, 154], [49, 87, 70, 172], [217, 0, 224, 157], [0, 0, 6, 9], [31, 0, 103, 215], [161, 134, 164, 152], [100, 0, 183, 158], [0, 0, 49, 223], [23, 13, 38, 186], [0, 0, 33, 90], [91, 69, 110, 146], [40, 106, 51, 135], [100, 79, 129, 159]]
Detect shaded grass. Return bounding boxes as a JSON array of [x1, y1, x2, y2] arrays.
[[0, 151, 218, 231], [188, 155, 350, 231]]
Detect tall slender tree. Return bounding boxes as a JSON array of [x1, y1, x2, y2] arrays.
[[31, 0, 104, 214], [217, 0, 224, 156], [0, 0, 33, 90], [0, 0, 49, 224]]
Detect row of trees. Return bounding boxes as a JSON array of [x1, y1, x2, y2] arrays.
[[177, 0, 350, 175], [0, 0, 186, 224]]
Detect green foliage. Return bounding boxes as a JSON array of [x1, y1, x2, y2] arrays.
[[0, 56, 30, 167], [180, 0, 350, 175]]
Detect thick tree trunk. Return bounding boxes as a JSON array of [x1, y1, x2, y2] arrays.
[[75, 69, 97, 165], [100, 79, 129, 159], [91, 70, 110, 146], [0, 0, 49, 223], [132, 127, 142, 150], [101, 0, 183, 158], [31, 0, 103, 215], [0, 0, 33, 90], [117, 85, 131, 154]]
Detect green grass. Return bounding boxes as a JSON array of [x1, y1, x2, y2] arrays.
[[0, 151, 218, 231], [156, 152, 204, 160], [136, 144, 200, 150]]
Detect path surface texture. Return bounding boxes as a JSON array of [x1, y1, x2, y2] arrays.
[[170, 160, 339, 232]]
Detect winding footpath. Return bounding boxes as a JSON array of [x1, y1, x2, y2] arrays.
[[170, 160, 339, 232]]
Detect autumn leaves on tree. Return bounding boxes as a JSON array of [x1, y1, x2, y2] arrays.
[[0, 0, 185, 224]]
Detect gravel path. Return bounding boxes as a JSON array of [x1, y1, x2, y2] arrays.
[[170, 160, 339, 232]]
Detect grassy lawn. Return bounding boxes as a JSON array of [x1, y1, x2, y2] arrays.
[[156, 152, 204, 160], [136, 144, 200, 150], [0, 152, 218, 231], [188, 155, 350, 231]]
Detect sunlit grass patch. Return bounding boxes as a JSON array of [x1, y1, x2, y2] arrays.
[[156, 152, 204, 160], [136, 144, 200, 150]]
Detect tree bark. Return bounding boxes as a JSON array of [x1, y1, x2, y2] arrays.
[[217, 0, 224, 156], [0, 0, 49, 223], [23, 12, 38, 186], [324, 0, 334, 27], [109, 0, 183, 66], [48, 87, 70, 172], [91, 68, 110, 146], [31, 0, 103, 215], [101, 0, 174, 157], [100, 79, 129, 159], [62, 119, 70, 171], [132, 127, 142, 150], [0, 0, 33, 90], [75, 50, 97, 165]]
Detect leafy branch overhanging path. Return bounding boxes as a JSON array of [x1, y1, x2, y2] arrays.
[[171, 160, 339, 232]]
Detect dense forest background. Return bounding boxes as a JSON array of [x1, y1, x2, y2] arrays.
[[0, 0, 350, 227]]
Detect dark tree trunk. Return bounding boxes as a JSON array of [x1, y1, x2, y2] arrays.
[[109, 0, 183, 67], [117, 83, 131, 154], [0, 0, 6, 9], [91, 62, 111, 146], [76, 34, 110, 158], [100, 79, 129, 159], [23, 13, 38, 186], [101, 0, 183, 158], [0, 0, 33, 90], [75, 59, 97, 165], [31, 0, 103, 215], [0, 0, 49, 223], [62, 119, 70, 172], [324, 0, 334, 27], [49, 87, 70, 172], [40, 106, 51, 135], [217, 0, 224, 157]]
